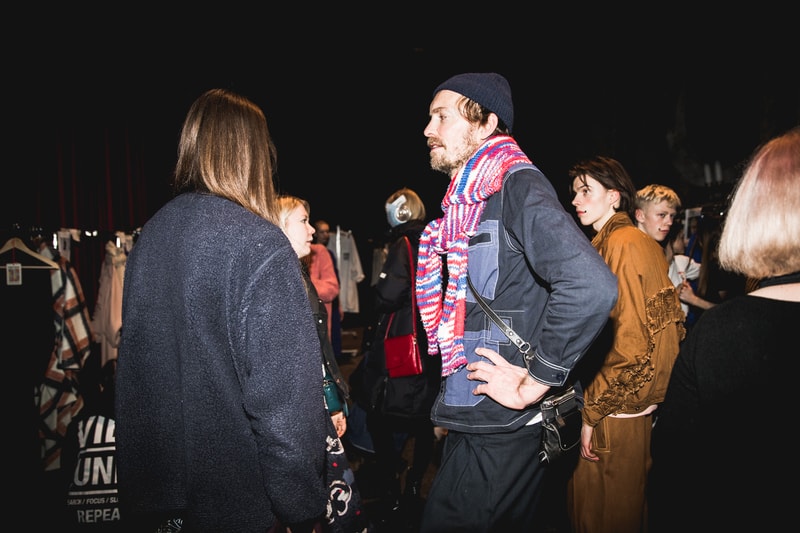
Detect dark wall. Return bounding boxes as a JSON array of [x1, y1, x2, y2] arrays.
[[10, 32, 799, 314]]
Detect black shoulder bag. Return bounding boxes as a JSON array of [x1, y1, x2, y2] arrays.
[[467, 276, 582, 463]]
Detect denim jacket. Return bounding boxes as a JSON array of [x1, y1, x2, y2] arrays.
[[430, 165, 618, 433]]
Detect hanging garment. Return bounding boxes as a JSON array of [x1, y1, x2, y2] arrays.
[[37, 246, 93, 471], [328, 227, 364, 314], [91, 240, 127, 367]]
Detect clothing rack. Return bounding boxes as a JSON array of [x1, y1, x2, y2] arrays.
[[0, 237, 60, 269], [3, 224, 141, 249]]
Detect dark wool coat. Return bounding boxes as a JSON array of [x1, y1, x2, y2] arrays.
[[115, 193, 329, 532]]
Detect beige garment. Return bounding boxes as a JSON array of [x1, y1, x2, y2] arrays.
[[568, 212, 683, 532], [90, 240, 126, 366], [567, 414, 652, 533]]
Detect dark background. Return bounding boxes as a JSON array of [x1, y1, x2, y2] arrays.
[[7, 12, 799, 316]]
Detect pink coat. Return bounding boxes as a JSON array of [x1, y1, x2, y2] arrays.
[[307, 243, 340, 337]]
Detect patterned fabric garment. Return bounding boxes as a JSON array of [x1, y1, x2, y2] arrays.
[[37, 248, 93, 471], [323, 418, 371, 533]]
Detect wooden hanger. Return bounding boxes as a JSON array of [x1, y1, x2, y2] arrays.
[[0, 237, 60, 269]]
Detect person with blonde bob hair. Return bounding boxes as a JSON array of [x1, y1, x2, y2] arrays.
[[276, 194, 371, 532], [648, 126, 800, 532], [717, 127, 800, 278]]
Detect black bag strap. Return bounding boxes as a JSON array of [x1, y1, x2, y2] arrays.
[[466, 275, 531, 356], [385, 236, 417, 340]]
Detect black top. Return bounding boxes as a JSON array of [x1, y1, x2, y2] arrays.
[[649, 290, 799, 531]]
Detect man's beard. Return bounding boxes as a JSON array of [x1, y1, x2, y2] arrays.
[[430, 131, 482, 176]]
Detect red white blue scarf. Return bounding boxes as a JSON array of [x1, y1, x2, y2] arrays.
[[415, 136, 531, 376]]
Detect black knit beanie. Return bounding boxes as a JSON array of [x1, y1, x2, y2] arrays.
[[434, 72, 514, 133]]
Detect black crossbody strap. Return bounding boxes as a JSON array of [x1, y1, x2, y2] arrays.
[[467, 276, 531, 356]]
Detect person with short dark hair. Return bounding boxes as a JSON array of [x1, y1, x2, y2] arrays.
[[566, 156, 686, 533]]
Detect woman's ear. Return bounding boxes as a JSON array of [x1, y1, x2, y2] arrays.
[[609, 189, 621, 210]]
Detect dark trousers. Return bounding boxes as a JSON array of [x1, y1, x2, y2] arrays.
[[420, 424, 547, 532], [366, 411, 434, 496]]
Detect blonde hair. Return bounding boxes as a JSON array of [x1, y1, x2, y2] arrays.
[[275, 195, 310, 233], [276, 195, 313, 265], [635, 184, 682, 211], [718, 127, 800, 278], [173, 88, 279, 224], [386, 187, 426, 221]]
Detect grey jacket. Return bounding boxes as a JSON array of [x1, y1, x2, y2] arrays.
[[115, 193, 328, 531]]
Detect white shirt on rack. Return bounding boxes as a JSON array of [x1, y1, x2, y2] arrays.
[[328, 227, 364, 314]]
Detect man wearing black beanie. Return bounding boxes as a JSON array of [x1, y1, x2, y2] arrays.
[[414, 72, 618, 531]]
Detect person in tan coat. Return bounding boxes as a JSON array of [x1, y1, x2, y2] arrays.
[[567, 156, 685, 533]]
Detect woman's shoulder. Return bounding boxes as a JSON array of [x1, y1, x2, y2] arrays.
[[692, 293, 799, 344], [171, 193, 284, 234], [702, 290, 799, 317], [749, 284, 800, 302], [148, 194, 287, 252]]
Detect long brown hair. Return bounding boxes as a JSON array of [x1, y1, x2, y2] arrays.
[[173, 88, 280, 224]]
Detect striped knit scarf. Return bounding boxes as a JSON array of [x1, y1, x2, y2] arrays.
[[415, 136, 531, 376]]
